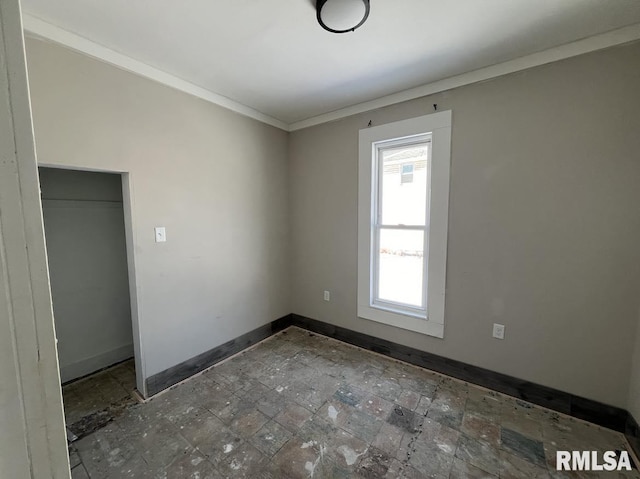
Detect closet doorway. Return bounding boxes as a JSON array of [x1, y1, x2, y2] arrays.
[[39, 167, 138, 439]]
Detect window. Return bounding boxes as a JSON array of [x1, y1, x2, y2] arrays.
[[374, 138, 429, 314], [358, 111, 452, 338]]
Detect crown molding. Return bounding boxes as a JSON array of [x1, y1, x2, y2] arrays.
[[22, 14, 290, 131], [288, 22, 640, 131], [22, 14, 640, 133]]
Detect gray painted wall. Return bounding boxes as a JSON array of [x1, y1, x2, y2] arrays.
[[289, 41, 640, 409], [40, 167, 133, 382], [26, 38, 291, 388]]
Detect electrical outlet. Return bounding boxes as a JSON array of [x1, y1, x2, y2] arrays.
[[493, 323, 505, 340], [324, 291, 331, 302], [154, 227, 166, 243]]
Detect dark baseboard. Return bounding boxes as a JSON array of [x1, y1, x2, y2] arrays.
[[290, 314, 631, 436], [145, 314, 291, 396], [143, 311, 640, 459]]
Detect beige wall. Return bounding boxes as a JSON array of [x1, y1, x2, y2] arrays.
[[289, 41, 640, 409], [26, 38, 291, 387], [25, 35, 640, 409]]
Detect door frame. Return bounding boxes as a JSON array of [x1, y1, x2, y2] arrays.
[[0, 0, 70, 476]]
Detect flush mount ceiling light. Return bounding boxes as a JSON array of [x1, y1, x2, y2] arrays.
[[317, 0, 370, 34]]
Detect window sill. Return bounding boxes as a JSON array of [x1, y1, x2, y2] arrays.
[[357, 303, 444, 338]]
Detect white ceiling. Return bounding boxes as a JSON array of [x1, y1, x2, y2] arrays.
[[21, 0, 640, 127]]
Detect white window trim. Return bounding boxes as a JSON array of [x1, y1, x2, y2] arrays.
[[358, 111, 452, 338]]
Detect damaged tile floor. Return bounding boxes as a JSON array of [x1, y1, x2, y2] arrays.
[[67, 327, 638, 478], [64, 359, 137, 443]]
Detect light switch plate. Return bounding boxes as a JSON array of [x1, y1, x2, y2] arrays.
[[155, 227, 166, 243], [493, 323, 505, 340]]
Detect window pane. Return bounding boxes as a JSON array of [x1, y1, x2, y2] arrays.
[[380, 143, 428, 225], [377, 229, 424, 308]]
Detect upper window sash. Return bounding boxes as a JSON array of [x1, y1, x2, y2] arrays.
[[373, 135, 431, 229]]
